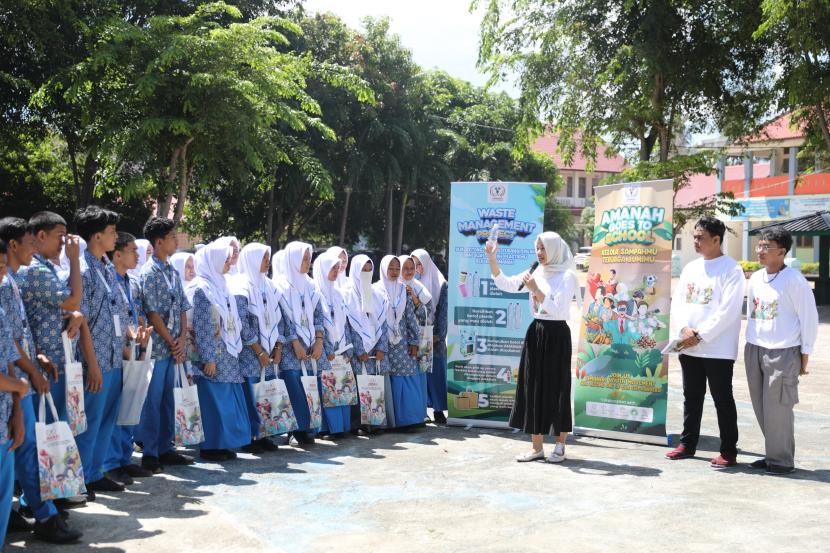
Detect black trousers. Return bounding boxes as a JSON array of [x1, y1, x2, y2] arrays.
[[679, 354, 739, 456]]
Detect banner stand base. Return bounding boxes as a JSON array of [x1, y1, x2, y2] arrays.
[[447, 418, 509, 430], [574, 426, 669, 447]]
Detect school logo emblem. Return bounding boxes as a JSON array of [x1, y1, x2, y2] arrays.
[[488, 183, 507, 203], [623, 183, 641, 205]]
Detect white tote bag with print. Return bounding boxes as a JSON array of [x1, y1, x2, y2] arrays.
[[300, 359, 323, 430], [118, 337, 154, 426], [61, 332, 87, 436], [173, 363, 204, 446], [357, 362, 387, 427], [36, 393, 87, 501], [254, 365, 299, 437]]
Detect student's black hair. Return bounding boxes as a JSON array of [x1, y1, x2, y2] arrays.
[[107, 231, 137, 261], [28, 211, 67, 235], [0, 217, 30, 244], [694, 216, 726, 244], [759, 226, 793, 252], [74, 205, 120, 242], [143, 216, 176, 247], [0, 239, 6, 255]]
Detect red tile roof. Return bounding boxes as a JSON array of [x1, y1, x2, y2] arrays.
[[735, 112, 806, 144], [531, 131, 627, 173]]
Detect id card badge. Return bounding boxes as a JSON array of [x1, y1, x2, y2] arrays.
[[113, 314, 122, 337], [21, 337, 30, 358], [167, 306, 175, 332]]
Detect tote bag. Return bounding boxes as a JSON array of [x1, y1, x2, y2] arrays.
[[61, 332, 86, 436], [36, 393, 86, 501], [254, 365, 298, 437], [357, 362, 386, 426], [173, 363, 204, 446], [300, 359, 323, 430], [417, 324, 434, 374], [117, 337, 154, 426], [321, 354, 358, 408]]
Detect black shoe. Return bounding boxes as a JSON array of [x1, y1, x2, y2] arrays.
[[159, 451, 195, 465], [106, 469, 133, 486], [21, 505, 69, 522], [766, 464, 795, 475], [134, 441, 143, 452], [53, 496, 87, 510], [199, 449, 228, 462], [256, 438, 279, 452], [241, 441, 265, 454], [749, 459, 767, 470], [433, 411, 447, 424], [87, 477, 125, 493], [220, 449, 237, 460], [85, 489, 96, 502], [122, 463, 154, 478], [141, 455, 164, 474], [295, 432, 316, 445], [8, 508, 33, 533], [33, 514, 83, 544]]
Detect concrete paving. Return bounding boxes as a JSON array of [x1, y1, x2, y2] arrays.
[[9, 308, 830, 553]]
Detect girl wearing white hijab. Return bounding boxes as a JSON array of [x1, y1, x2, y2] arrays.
[[411, 249, 449, 424], [398, 254, 432, 416], [313, 250, 355, 437], [278, 241, 330, 445], [374, 255, 422, 429], [188, 241, 250, 461], [230, 243, 291, 453], [170, 252, 196, 288], [214, 236, 241, 275], [343, 255, 388, 376], [128, 239, 152, 280], [325, 246, 349, 289], [487, 231, 579, 464], [270, 249, 289, 291]]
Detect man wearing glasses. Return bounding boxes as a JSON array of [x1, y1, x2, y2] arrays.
[[745, 227, 818, 475]]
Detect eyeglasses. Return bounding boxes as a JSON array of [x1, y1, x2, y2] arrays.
[[755, 244, 782, 252]]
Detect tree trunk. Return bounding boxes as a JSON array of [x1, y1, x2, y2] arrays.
[[266, 183, 275, 249], [815, 100, 830, 154], [173, 138, 194, 224], [66, 139, 81, 211], [80, 153, 98, 207], [338, 182, 353, 247], [396, 169, 415, 254], [640, 129, 658, 162], [385, 181, 394, 253]]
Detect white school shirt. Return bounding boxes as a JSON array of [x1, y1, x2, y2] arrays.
[[493, 270, 578, 321], [670, 255, 745, 361], [746, 267, 818, 354]]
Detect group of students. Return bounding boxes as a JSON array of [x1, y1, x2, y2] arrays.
[[0, 208, 449, 546]]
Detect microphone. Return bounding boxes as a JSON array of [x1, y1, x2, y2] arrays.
[[517, 261, 539, 291]]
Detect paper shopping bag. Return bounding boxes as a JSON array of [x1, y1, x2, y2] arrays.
[[455, 390, 479, 410], [61, 332, 86, 436], [36, 393, 86, 501], [321, 355, 358, 408], [357, 362, 387, 426], [418, 325, 434, 374], [300, 359, 323, 430], [173, 363, 204, 446], [254, 366, 298, 437], [117, 338, 154, 426]]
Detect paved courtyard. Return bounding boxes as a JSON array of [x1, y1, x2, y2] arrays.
[[9, 304, 830, 553]]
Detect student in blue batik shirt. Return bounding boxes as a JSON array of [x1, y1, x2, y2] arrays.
[[343, 255, 388, 433], [230, 243, 291, 453], [277, 241, 334, 446], [19, 211, 99, 506], [102, 232, 154, 485], [398, 255, 433, 420], [375, 256, 422, 430], [187, 241, 250, 461], [134, 217, 193, 473], [0, 240, 33, 547], [412, 249, 449, 424], [0, 218, 82, 543]]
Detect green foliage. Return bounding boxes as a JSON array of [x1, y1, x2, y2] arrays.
[[739, 260, 761, 272], [801, 262, 819, 275]]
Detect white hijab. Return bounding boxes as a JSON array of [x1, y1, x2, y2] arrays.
[[531, 231, 582, 306], [214, 236, 240, 275], [283, 241, 319, 346], [60, 237, 87, 275], [128, 239, 151, 279], [188, 241, 243, 357], [313, 251, 348, 346], [397, 255, 432, 305], [411, 249, 446, 319], [344, 255, 386, 353], [170, 252, 194, 287], [325, 246, 349, 288], [230, 243, 282, 352], [374, 255, 407, 345], [270, 249, 288, 291]]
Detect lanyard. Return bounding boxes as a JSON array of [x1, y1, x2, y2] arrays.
[[94, 267, 117, 306], [117, 277, 138, 325], [157, 264, 178, 330], [8, 273, 27, 326]]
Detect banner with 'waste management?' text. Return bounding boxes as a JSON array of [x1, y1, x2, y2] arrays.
[[574, 179, 673, 445], [447, 182, 546, 427]]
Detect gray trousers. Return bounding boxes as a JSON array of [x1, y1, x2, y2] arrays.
[[744, 343, 801, 468]]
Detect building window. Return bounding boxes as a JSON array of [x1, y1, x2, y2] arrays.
[[578, 177, 587, 198], [797, 235, 813, 248], [591, 177, 599, 193], [566, 176, 573, 197], [674, 237, 682, 250]]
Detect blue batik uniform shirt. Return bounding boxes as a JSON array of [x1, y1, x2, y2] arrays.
[[0, 269, 37, 396], [80, 250, 128, 371], [140, 256, 191, 360], [18, 253, 72, 372], [0, 306, 21, 441]]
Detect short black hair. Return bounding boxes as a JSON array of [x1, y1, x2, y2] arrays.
[[0, 217, 30, 244], [74, 205, 120, 241], [759, 226, 793, 252], [29, 211, 67, 235], [143, 216, 176, 247], [695, 216, 726, 244], [0, 238, 6, 256], [108, 231, 137, 261]]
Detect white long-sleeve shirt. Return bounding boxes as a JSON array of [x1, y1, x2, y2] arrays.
[[746, 266, 818, 354], [493, 269, 578, 321], [670, 255, 745, 360]]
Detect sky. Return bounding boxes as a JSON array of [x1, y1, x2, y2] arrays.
[[302, 0, 521, 97]]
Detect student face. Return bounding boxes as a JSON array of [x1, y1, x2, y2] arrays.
[[230, 242, 240, 266], [96, 224, 118, 253], [185, 256, 196, 280], [300, 249, 311, 273], [156, 231, 177, 257], [362, 262, 372, 273], [756, 239, 787, 267], [386, 259, 401, 280], [222, 255, 232, 274], [37, 225, 67, 260], [693, 226, 721, 258], [259, 252, 269, 274], [338, 251, 348, 273], [11, 232, 35, 266], [401, 258, 416, 281], [327, 264, 339, 282], [413, 257, 424, 275], [535, 239, 547, 264], [119, 241, 139, 270]]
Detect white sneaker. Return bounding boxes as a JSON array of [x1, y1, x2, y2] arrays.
[[515, 449, 545, 462], [546, 443, 566, 464]]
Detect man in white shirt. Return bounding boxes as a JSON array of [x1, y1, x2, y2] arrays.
[[745, 227, 818, 475], [665, 217, 745, 468]]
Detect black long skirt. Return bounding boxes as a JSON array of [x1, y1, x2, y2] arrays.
[[509, 319, 573, 435]]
